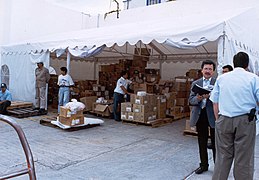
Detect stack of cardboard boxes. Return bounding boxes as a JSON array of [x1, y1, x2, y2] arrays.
[[92, 84, 109, 99], [48, 75, 59, 109], [79, 96, 98, 112], [75, 80, 97, 97], [58, 107, 84, 126], [121, 94, 158, 123], [166, 76, 191, 119], [99, 59, 132, 98]]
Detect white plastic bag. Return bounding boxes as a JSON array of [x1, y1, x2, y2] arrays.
[[65, 99, 85, 113]]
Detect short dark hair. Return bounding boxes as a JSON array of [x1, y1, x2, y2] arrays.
[[60, 67, 67, 74], [121, 70, 128, 77], [201, 60, 216, 70], [222, 65, 233, 71], [233, 52, 249, 69], [37, 62, 43, 65]]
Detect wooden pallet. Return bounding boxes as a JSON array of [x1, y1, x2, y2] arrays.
[[39, 116, 59, 129], [183, 129, 198, 136], [122, 118, 173, 128], [7, 101, 33, 110], [8, 108, 41, 118], [147, 118, 173, 128], [39, 116, 100, 131], [89, 111, 112, 118], [122, 119, 151, 127], [166, 113, 190, 121]]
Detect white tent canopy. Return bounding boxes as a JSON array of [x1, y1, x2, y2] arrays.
[[0, 1, 259, 103]]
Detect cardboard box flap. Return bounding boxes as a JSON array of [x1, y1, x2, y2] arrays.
[[108, 105, 114, 113], [95, 104, 109, 112]]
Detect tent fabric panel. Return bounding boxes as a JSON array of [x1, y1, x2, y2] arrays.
[[1, 52, 50, 103]]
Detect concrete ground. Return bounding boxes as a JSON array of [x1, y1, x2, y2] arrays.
[[0, 111, 258, 180]]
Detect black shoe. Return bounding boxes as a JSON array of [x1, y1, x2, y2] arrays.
[[33, 107, 40, 110], [195, 167, 208, 174], [39, 109, 47, 115], [207, 142, 213, 149]]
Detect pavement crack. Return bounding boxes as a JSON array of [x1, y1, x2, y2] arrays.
[[36, 138, 149, 171]]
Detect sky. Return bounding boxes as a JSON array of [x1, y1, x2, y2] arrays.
[[44, 0, 124, 15]]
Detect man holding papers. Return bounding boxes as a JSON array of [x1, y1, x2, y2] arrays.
[[189, 60, 217, 174]]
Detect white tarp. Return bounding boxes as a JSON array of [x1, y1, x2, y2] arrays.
[[0, 1, 259, 102]]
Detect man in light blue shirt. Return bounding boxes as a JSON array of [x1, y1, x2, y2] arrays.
[[210, 52, 259, 180], [0, 83, 12, 115]]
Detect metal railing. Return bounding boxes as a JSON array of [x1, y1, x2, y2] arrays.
[[0, 115, 36, 180]]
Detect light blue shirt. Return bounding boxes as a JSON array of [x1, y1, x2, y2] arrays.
[[210, 68, 259, 117], [0, 89, 12, 101], [203, 77, 211, 88], [114, 77, 127, 95]]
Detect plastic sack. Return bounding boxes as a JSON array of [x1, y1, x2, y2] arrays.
[[65, 99, 85, 112]]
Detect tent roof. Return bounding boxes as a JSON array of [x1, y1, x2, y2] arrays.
[[1, 1, 258, 61]]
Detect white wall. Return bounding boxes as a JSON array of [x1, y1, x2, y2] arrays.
[[0, 0, 88, 45], [0, 0, 12, 44]]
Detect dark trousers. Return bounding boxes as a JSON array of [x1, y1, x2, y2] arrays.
[[196, 108, 216, 168], [0, 100, 11, 115], [113, 92, 124, 121]]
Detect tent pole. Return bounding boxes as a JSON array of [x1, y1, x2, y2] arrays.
[[66, 51, 71, 74], [159, 59, 162, 79], [94, 58, 97, 81]]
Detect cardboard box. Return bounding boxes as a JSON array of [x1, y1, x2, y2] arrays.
[[174, 82, 187, 91], [94, 104, 113, 117], [105, 90, 109, 96], [176, 98, 188, 106], [59, 115, 84, 126], [133, 104, 150, 113], [96, 92, 102, 96], [93, 84, 100, 91], [149, 94, 157, 106], [121, 112, 128, 120], [134, 112, 156, 123], [166, 92, 176, 108], [80, 96, 97, 111], [135, 95, 149, 105], [127, 112, 135, 121], [100, 86, 106, 91], [188, 69, 200, 79], [168, 106, 183, 116], [130, 94, 136, 104], [134, 83, 147, 93], [176, 91, 188, 98], [60, 106, 83, 118], [157, 98, 167, 119], [121, 102, 133, 112]]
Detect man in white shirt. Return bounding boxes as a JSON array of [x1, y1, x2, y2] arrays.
[[57, 67, 74, 113], [113, 71, 130, 121]]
